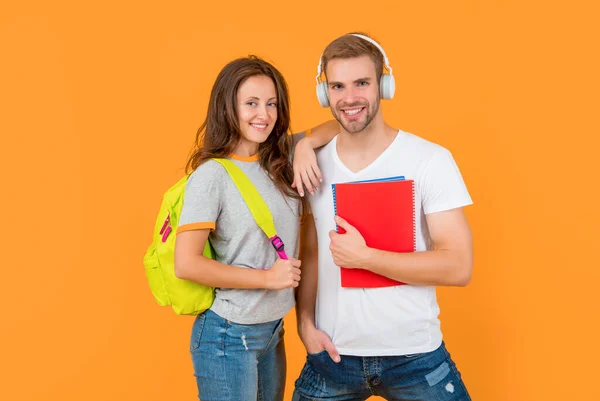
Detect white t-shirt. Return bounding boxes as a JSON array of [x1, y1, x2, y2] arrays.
[[308, 130, 473, 356]]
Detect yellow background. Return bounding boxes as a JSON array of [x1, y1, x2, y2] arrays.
[[1, 1, 599, 400]]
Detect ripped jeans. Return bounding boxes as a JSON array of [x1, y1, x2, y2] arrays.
[[190, 309, 286, 401], [293, 342, 471, 401]]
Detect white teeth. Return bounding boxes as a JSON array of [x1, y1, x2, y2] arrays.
[[344, 108, 362, 115], [251, 124, 267, 129]]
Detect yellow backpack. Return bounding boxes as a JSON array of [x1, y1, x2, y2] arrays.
[[143, 158, 287, 315]]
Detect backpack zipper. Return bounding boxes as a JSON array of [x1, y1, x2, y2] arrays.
[[159, 213, 172, 242]]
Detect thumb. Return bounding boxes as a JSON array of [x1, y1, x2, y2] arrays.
[[334, 215, 356, 233], [323, 338, 341, 363]]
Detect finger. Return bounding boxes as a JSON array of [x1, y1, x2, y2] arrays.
[[291, 167, 298, 188], [290, 259, 301, 267], [292, 267, 301, 276], [324, 339, 341, 363], [292, 281, 299, 288], [293, 171, 304, 196], [329, 230, 337, 240], [306, 168, 320, 190], [311, 164, 323, 183], [301, 170, 315, 194], [293, 273, 301, 282]]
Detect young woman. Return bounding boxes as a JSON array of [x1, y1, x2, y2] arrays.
[[173, 56, 336, 401]]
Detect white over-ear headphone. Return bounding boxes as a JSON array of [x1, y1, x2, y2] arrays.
[[315, 33, 396, 108]]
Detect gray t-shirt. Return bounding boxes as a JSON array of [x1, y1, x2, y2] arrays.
[[178, 157, 301, 324]]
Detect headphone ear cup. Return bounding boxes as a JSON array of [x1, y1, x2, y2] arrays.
[[316, 81, 330, 107], [380, 74, 396, 100]]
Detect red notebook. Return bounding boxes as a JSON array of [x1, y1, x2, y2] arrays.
[[332, 177, 415, 288]]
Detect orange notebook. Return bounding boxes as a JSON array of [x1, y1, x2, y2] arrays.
[[332, 177, 415, 288]]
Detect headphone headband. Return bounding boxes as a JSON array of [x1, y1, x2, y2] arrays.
[[315, 33, 393, 84]]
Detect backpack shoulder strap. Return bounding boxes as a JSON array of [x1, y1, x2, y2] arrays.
[[212, 158, 287, 259]]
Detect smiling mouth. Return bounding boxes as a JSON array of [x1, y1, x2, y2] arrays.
[[250, 123, 268, 130], [342, 107, 365, 116]]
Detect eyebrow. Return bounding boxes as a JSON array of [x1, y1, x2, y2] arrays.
[[244, 96, 278, 101], [328, 77, 372, 86]]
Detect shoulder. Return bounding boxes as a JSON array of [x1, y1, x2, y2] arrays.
[[289, 130, 310, 142], [191, 159, 228, 176], [398, 130, 452, 160], [186, 159, 228, 189]]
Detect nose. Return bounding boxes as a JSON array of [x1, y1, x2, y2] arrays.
[[342, 86, 360, 103], [257, 104, 269, 120]]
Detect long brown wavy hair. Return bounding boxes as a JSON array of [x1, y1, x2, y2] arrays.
[[186, 56, 302, 206]]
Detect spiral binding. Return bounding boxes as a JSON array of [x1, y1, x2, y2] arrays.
[[332, 183, 338, 232], [411, 180, 416, 251]]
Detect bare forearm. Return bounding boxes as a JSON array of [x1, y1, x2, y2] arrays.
[[176, 256, 267, 289], [305, 120, 339, 148], [331, 210, 473, 287], [362, 248, 473, 287], [295, 214, 320, 330], [296, 255, 318, 328], [296, 217, 319, 329]]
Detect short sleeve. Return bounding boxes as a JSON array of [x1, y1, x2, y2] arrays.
[[177, 161, 225, 234], [420, 148, 473, 215], [290, 128, 312, 156]]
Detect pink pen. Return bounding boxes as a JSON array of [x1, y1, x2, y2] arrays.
[[269, 235, 288, 260]]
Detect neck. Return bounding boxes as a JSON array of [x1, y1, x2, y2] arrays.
[[338, 113, 395, 151], [232, 140, 259, 158]]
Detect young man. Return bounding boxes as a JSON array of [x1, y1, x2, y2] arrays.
[[293, 33, 474, 400]]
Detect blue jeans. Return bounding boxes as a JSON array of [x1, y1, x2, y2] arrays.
[[292, 342, 471, 401], [190, 309, 286, 401]]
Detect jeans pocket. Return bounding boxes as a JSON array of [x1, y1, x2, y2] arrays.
[[190, 313, 206, 352], [307, 349, 328, 358], [257, 318, 284, 360], [306, 350, 343, 384]]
